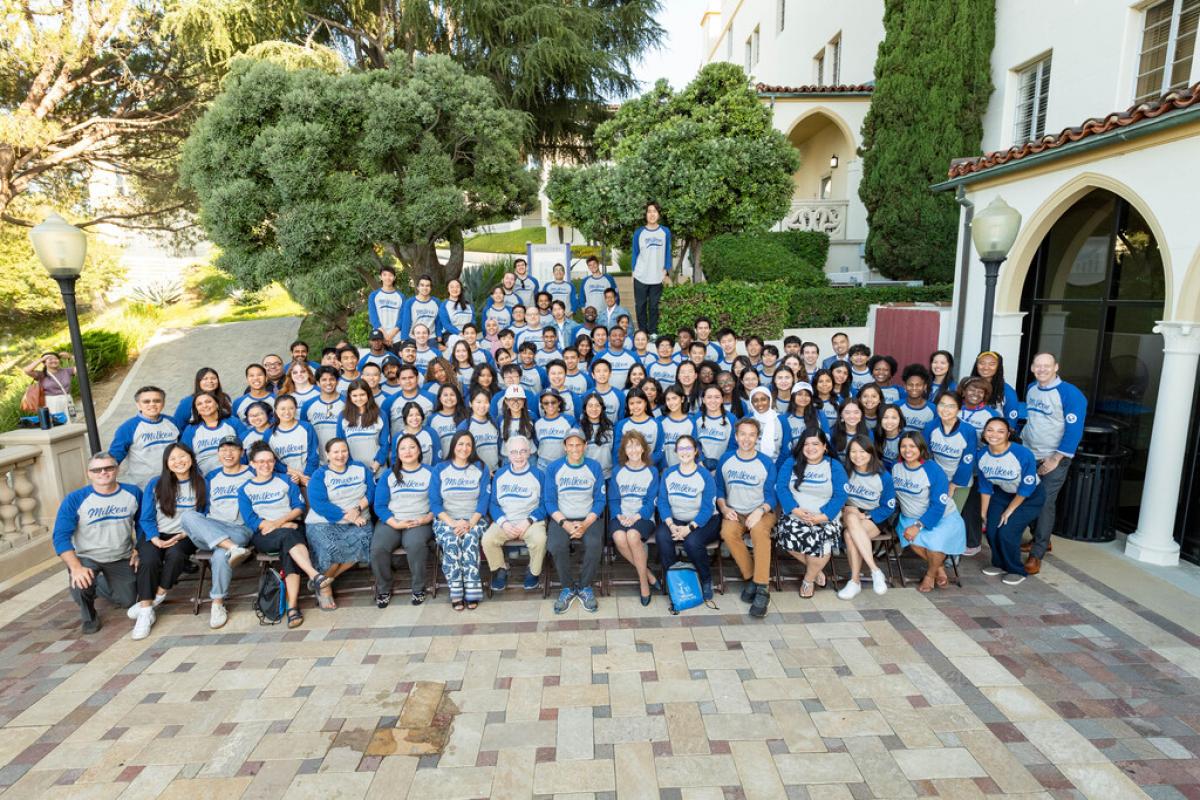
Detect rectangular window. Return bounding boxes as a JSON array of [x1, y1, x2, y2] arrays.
[[726, 29, 733, 60], [815, 52, 825, 84], [777, 0, 786, 32], [745, 37, 753, 72], [752, 26, 761, 66], [1135, 0, 1199, 103], [1013, 54, 1052, 144], [830, 35, 842, 84]]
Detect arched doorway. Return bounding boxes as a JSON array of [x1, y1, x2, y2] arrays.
[[1017, 188, 1167, 530]]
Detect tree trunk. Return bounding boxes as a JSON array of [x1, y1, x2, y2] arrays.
[[692, 239, 705, 283], [443, 228, 466, 285]]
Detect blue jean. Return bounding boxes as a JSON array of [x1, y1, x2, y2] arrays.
[[181, 510, 252, 600], [985, 484, 1045, 576], [655, 516, 721, 586]]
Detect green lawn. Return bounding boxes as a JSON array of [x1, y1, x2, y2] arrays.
[[463, 227, 601, 259]]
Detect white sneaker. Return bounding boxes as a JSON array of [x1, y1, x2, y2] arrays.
[[131, 608, 155, 640], [963, 546, 982, 557], [209, 602, 228, 629], [1002, 574, 1027, 586], [837, 580, 862, 600], [870, 569, 888, 595], [126, 594, 165, 619], [981, 566, 1005, 577], [227, 545, 252, 568]]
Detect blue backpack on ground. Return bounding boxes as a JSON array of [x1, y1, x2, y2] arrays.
[[666, 563, 703, 614]]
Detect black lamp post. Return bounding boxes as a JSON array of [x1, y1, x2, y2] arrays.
[[29, 213, 101, 454], [970, 197, 1022, 353]]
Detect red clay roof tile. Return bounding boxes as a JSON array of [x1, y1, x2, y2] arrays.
[[947, 82, 1200, 179], [755, 82, 874, 94]]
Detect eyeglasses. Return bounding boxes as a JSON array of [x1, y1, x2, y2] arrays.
[[88, 465, 117, 474], [675, 445, 695, 453]]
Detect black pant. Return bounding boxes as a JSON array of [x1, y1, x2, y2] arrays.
[[370, 521, 434, 594], [68, 555, 137, 624], [547, 518, 604, 590], [633, 279, 663, 335], [655, 516, 721, 586], [135, 537, 198, 601], [963, 484, 983, 549], [251, 524, 308, 575]]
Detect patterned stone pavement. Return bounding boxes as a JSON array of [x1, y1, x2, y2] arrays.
[[0, 548, 1198, 799]]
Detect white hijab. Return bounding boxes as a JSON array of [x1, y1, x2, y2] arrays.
[[749, 386, 781, 458]]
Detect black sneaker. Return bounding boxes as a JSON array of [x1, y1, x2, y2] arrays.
[[375, 591, 391, 609], [749, 585, 770, 618], [81, 617, 102, 635], [740, 581, 757, 604], [411, 591, 426, 606]]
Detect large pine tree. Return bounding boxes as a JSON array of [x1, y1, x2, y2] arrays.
[[858, 0, 995, 282]]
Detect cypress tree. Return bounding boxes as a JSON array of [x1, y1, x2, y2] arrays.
[[858, 0, 995, 282]]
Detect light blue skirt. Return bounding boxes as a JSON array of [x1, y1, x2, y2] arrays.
[[898, 511, 966, 556]]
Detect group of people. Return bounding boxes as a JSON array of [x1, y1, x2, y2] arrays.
[[53, 229, 1086, 640]]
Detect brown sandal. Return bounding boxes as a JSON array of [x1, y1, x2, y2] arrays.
[[287, 607, 304, 628], [918, 575, 935, 593]]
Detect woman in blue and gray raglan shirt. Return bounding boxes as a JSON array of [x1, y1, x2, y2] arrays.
[[891, 431, 966, 593], [1020, 352, 1087, 572], [630, 201, 671, 337], [975, 417, 1044, 584], [305, 438, 376, 608], [775, 427, 848, 598], [371, 433, 436, 608], [367, 266, 405, 345], [430, 430, 492, 609], [54, 451, 141, 634], [655, 434, 719, 600]]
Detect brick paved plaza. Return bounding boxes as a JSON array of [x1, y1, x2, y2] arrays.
[[0, 544, 1198, 799]]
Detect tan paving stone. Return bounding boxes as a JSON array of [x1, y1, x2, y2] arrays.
[[892, 747, 987, 780], [407, 765, 495, 799], [614, 741, 658, 800], [156, 777, 254, 800], [490, 747, 536, 800], [532, 758, 616, 794], [730, 740, 787, 800], [773, 753, 863, 784], [702, 712, 783, 741], [365, 755, 418, 799], [665, 702, 710, 755], [770, 699, 827, 753], [810, 709, 894, 738], [593, 715, 670, 744], [654, 754, 740, 788], [842, 736, 916, 798]]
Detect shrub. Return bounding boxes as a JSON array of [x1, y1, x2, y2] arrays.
[[661, 281, 954, 338], [617, 249, 631, 273], [460, 257, 514, 313], [701, 232, 828, 288], [775, 231, 831, 270], [660, 282, 792, 341], [345, 311, 371, 346], [58, 330, 130, 383], [130, 280, 184, 307], [788, 284, 954, 327]]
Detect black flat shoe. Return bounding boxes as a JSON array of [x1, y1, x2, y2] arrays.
[[640, 592, 652, 606]]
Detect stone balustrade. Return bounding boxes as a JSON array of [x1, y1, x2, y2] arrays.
[[0, 423, 90, 581], [779, 199, 849, 239], [0, 447, 42, 549]]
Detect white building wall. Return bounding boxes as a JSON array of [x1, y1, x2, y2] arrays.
[[701, 0, 884, 86], [982, 0, 1200, 155]]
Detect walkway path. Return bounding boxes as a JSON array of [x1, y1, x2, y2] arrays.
[[0, 537, 1197, 798], [97, 316, 302, 444]]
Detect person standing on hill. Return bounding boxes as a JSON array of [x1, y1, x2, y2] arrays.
[[631, 201, 671, 338]]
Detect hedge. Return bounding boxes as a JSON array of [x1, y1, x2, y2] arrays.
[[51, 330, 131, 384], [660, 282, 791, 341], [700, 231, 828, 287], [661, 281, 953, 339]]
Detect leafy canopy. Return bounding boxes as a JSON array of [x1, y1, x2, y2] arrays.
[[180, 54, 538, 329], [545, 62, 799, 272], [858, 0, 994, 282]]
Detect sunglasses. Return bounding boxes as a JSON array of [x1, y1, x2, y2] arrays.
[[88, 465, 118, 474]]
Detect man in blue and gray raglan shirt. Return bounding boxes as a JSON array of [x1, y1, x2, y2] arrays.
[[631, 201, 671, 336], [1021, 352, 1088, 573], [109, 385, 180, 489], [53, 451, 140, 634]]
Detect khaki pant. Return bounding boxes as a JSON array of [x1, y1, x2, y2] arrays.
[[720, 510, 777, 585], [482, 520, 548, 576]]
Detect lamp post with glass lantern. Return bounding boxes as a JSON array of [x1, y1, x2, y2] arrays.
[[970, 197, 1022, 353], [29, 214, 101, 454]]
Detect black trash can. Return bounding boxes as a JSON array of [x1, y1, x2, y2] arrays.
[[1055, 422, 1129, 542]]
